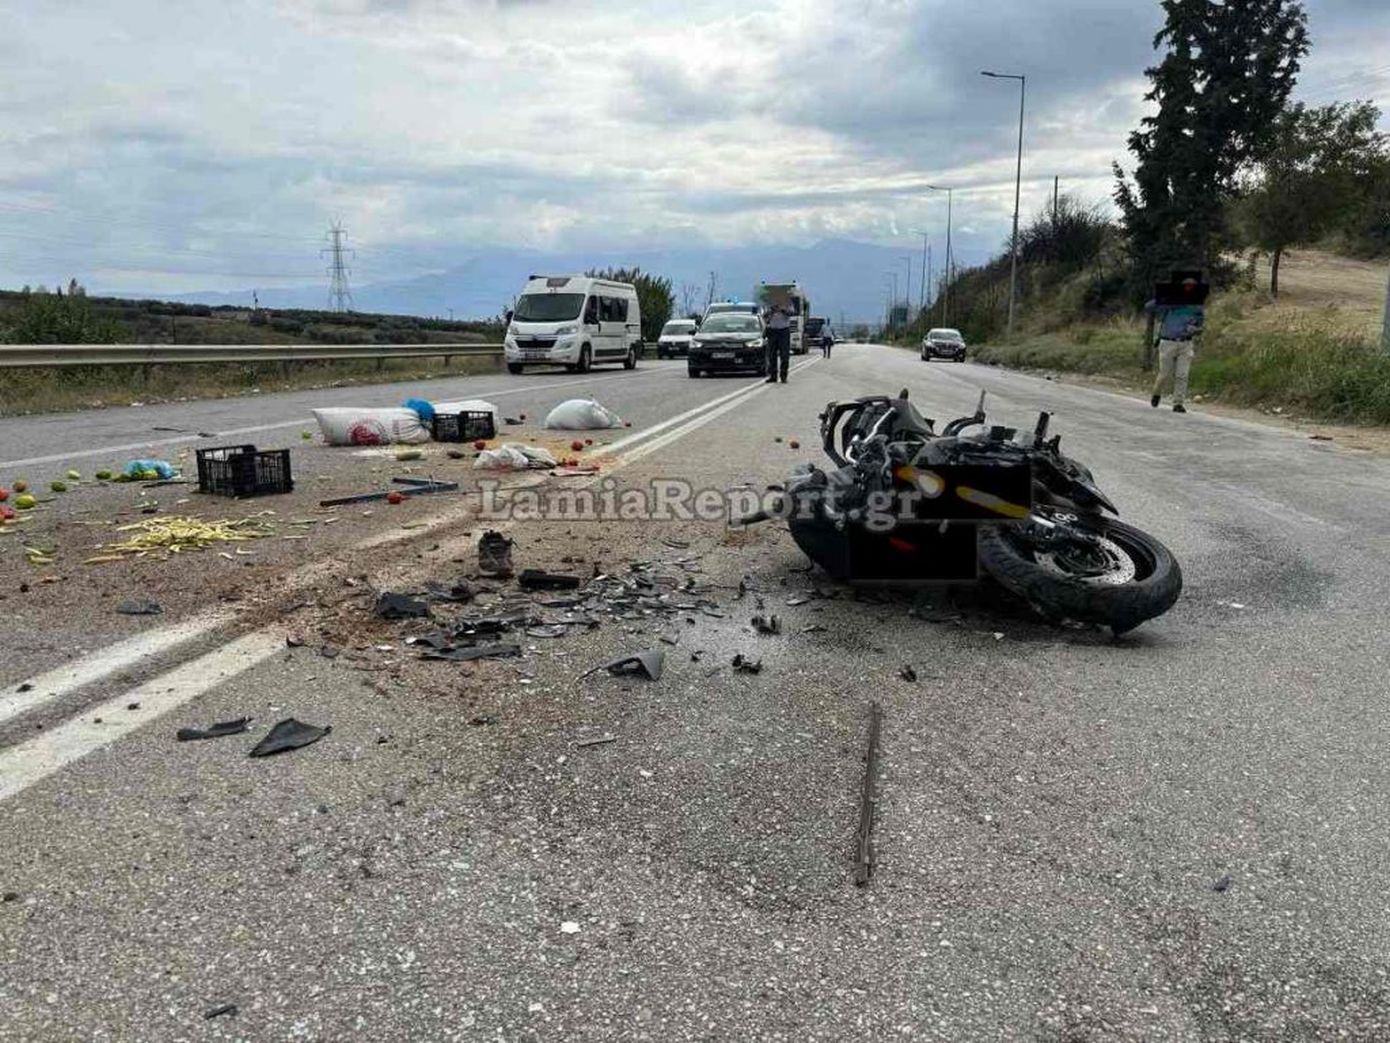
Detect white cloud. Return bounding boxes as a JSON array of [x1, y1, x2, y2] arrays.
[[0, 0, 1384, 293]]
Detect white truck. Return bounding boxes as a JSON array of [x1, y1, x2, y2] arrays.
[[755, 282, 811, 354], [504, 275, 642, 374]]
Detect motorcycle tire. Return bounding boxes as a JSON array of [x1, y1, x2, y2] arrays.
[[977, 515, 1181, 634]]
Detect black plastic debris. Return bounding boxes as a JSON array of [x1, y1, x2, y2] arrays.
[[732, 654, 763, 674], [248, 718, 331, 757], [468, 714, 496, 726], [518, 569, 581, 591], [751, 615, 781, 635], [525, 625, 568, 639], [900, 665, 918, 682], [204, 1004, 238, 1020], [1213, 874, 1233, 893], [420, 642, 521, 662], [588, 648, 665, 681], [504, 416, 523, 425], [116, 599, 162, 616], [176, 717, 252, 742], [478, 530, 515, 578], [424, 579, 474, 603], [375, 592, 430, 620]]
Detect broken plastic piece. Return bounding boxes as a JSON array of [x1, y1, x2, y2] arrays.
[[248, 718, 331, 757], [732, 653, 762, 674], [751, 614, 781, 635], [176, 717, 252, 742], [518, 569, 581, 591], [588, 648, 665, 681], [375, 592, 430, 620], [900, 664, 917, 682], [116, 599, 163, 616], [420, 642, 521, 662]]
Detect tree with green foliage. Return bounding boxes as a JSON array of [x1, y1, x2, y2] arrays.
[[585, 266, 674, 344], [1114, 0, 1309, 289], [1, 291, 126, 344], [1236, 101, 1388, 295]]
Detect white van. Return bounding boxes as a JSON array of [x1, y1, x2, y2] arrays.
[[504, 275, 642, 374]]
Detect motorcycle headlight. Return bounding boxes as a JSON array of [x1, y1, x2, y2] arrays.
[[555, 325, 578, 336]]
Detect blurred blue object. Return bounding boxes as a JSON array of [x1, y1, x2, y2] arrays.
[[403, 398, 436, 422]]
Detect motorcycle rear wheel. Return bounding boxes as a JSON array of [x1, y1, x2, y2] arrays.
[[978, 513, 1181, 634]]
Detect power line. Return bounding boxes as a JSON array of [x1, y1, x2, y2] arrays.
[[323, 222, 354, 313]]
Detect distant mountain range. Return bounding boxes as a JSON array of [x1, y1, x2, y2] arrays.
[[160, 238, 987, 328]]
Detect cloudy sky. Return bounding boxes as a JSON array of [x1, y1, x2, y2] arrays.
[[1, 0, 1387, 298]]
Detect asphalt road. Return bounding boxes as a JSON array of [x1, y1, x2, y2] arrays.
[[3, 344, 1389, 1041]]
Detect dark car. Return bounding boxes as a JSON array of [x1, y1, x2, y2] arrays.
[[688, 313, 766, 377], [921, 327, 966, 362]]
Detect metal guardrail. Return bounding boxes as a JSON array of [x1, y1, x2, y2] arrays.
[[0, 343, 504, 368]]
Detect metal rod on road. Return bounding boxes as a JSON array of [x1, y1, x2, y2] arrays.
[[854, 700, 883, 887]]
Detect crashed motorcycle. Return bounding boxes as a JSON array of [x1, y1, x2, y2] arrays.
[[742, 389, 1181, 634]]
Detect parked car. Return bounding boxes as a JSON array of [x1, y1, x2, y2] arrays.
[[656, 318, 698, 358], [688, 312, 765, 377], [702, 300, 759, 323], [921, 327, 966, 362], [504, 275, 641, 374]]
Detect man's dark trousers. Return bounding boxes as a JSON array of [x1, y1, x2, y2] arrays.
[[765, 328, 791, 381]]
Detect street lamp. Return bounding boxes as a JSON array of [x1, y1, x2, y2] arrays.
[[924, 185, 953, 324], [900, 256, 913, 324], [982, 70, 1026, 338], [909, 230, 929, 314]]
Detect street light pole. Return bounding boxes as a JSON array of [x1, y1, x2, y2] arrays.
[[919, 232, 928, 313], [902, 256, 913, 324], [925, 185, 953, 324], [982, 70, 1026, 339]]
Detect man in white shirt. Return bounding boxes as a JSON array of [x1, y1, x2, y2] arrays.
[[764, 304, 791, 384]]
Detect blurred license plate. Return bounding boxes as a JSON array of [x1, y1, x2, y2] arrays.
[[712, 352, 734, 359]]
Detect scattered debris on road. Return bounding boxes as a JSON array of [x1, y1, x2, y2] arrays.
[[854, 701, 883, 887], [375, 592, 430, 620], [518, 569, 582, 591], [732, 653, 762, 674], [478, 531, 515, 578], [92, 515, 274, 562], [176, 718, 252, 742], [116, 598, 163, 616], [587, 648, 665, 681], [248, 718, 331, 757]]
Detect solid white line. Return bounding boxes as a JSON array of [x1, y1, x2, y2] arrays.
[[0, 609, 234, 728], [0, 631, 285, 803], [0, 366, 681, 471], [590, 374, 781, 458], [616, 358, 819, 464]]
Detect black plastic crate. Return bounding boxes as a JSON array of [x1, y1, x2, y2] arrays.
[[196, 444, 294, 497], [432, 410, 496, 442]]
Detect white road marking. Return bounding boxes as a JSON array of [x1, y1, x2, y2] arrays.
[[0, 366, 679, 471], [0, 610, 234, 728], [0, 631, 285, 803], [0, 363, 795, 799]]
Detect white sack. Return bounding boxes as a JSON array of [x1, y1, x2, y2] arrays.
[[543, 398, 623, 430], [312, 407, 429, 446]]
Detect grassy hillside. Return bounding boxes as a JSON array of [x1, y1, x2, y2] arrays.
[[969, 249, 1390, 425]]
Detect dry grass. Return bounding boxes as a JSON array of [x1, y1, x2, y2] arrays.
[[977, 249, 1390, 425]]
